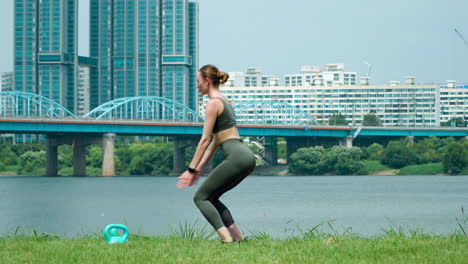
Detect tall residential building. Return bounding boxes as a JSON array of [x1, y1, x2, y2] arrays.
[[14, 0, 78, 112], [1, 72, 14, 92], [90, 0, 199, 110], [285, 64, 357, 87], [77, 65, 91, 116]]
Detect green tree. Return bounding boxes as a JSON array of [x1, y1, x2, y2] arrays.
[[129, 156, 146, 175], [87, 145, 103, 168], [10, 143, 44, 156], [411, 137, 442, 164], [17, 150, 46, 174], [362, 113, 382, 126], [328, 113, 349, 126], [145, 142, 173, 175], [58, 145, 73, 169], [364, 143, 384, 160], [0, 145, 20, 166], [115, 141, 173, 175], [381, 140, 418, 169], [0, 161, 5, 172], [289, 146, 326, 175], [443, 142, 468, 175], [320, 146, 364, 175], [278, 142, 286, 160]]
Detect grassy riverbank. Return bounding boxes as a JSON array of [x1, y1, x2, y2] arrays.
[[253, 162, 467, 176], [1, 233, 467, 263]]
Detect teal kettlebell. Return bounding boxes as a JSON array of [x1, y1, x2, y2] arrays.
[[103, 224, 129, 244]]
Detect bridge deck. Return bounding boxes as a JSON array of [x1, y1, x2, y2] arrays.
[[0, 119, 466, 138]]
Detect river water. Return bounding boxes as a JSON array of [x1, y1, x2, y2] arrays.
[[0, 175, 467, 238]]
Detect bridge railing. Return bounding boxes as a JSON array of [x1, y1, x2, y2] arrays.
[[0, 91, 78, 119], [84, 96, 204, 122]]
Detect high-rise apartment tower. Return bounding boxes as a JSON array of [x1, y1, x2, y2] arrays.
[[14, 0, 78, 111], [89, 0, 199, 110]]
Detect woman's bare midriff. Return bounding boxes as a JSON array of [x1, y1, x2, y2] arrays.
[[214, 126, 241, 144]]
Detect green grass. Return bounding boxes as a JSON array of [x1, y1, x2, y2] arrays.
[[362, 160, 391, 173], [398, 163, 444, 176], [0, 233, 467, 263], [2, 217, 467, 264], [461, 166, 468, 176], [0, 165, 19, 175]]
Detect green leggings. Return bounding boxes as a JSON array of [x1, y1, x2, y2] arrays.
[[194, 138, 256, 230]]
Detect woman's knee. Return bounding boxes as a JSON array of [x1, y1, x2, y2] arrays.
[[193, 191, 207, 205], [193, 190, 218, 206]]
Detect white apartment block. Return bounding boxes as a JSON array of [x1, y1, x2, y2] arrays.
[[0, 72, 14, 92], [439, 81, 468, 124], [201, 77, 467, 127], [223, 67, 279, 88], [1, 72, 15, 142], [76, 66, 90, 116], [285, 64, 358, 87], [0, 72, 14, 112]]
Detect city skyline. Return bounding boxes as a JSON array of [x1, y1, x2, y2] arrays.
[[1, 0, 468, 85]]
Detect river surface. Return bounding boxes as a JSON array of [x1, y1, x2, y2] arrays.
[[1, 175, 467, 238]]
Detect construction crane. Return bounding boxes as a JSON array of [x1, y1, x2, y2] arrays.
[[313, 64, 330, 78], [454, 28, 468, 47], [362, 61, 372, 78]]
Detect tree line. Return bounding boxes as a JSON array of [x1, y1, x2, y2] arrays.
[[289, 137, 467, 175], [0, 136, 466, 176]]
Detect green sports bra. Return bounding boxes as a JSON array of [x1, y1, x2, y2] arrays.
[[212, 97, 237, 134]]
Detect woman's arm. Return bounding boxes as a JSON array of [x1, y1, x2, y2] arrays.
[[189, 139, 219, 186], [196, 139, 219, 171], [177, 99, 220, 189], [188, 99, 219, 169]]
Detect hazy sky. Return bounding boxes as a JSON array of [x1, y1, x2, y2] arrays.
[[1, 0, 467, 85]]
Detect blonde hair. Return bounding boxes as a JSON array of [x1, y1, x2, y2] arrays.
[[199, 64, 229, 86]]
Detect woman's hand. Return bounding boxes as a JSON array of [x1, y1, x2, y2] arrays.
[[191, 168, 202, 186], [177, 170, 195, 189]]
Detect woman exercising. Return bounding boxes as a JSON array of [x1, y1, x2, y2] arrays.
[[177, 64, 256, 243]]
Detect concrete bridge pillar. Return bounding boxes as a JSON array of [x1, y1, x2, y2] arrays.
[[73, 136, 87, 176], [407, 136, 415, 146], [46, 136, 59, 177], [45, 133, 111, 177], [102, 133, 116, 176], [173, 136, 197, 174], [264, 137, 278, 165], [344, 135, 353, 148]]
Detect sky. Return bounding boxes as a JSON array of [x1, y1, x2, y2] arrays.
[[1, 0, 467, 85]]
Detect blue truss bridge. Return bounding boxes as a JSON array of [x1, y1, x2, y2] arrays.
[[0, 92, 466, 176]]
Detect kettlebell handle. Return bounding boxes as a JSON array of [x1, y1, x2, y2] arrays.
[[103, 224, 129, 244]]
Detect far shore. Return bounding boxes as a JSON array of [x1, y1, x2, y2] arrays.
[[1, 165, 466, 177]]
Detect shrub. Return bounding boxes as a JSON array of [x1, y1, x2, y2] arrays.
[[381, 140, 417, 169], [322, 146, 364, 175], [17, 150, 46, 174], [443, 142, 468, 175], [0, 145, 20, 166], [411, 137, 442, 164], [289, 146, 365, 176], [289, 146, 325, 175], [365, 143, 384, 160]]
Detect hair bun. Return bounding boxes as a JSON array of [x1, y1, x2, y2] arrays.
[[218, 72, 229, 84]]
